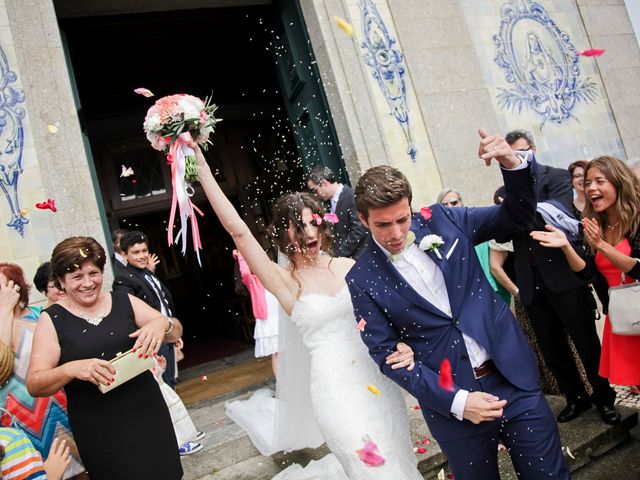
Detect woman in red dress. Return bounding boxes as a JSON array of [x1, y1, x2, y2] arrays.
[[531, 155, 640, 394]]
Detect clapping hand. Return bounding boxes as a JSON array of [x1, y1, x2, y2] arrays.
[[530, 225, 569, 249], [386, 342, 415, 371], [582, 218, 605, 250]]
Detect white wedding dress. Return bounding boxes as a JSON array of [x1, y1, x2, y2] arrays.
[[226, 286, 421, 479]]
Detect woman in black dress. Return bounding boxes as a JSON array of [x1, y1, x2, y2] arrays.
[[26, 237, 183, 479]]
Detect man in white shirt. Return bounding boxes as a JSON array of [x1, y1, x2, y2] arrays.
[[306, 166, 368, 258], [346, 129, 569, 479]]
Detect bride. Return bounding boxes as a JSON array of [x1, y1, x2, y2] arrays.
[[193, 143, 422, 478]]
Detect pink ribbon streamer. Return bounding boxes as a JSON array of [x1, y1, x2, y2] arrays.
[[167, 132, 203, 265]]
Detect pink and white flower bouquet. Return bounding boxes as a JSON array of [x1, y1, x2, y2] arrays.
[[142, 93, 220, 264], [143, 93, 219, 181]]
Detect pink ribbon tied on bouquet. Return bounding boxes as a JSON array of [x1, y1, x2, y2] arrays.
[[167, 132, 204, 265]]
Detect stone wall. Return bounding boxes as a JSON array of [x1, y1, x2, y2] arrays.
[[1, 0, 110, 303]]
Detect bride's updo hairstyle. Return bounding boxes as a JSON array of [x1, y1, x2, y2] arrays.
[[268, 192, 333, 267], [51, 236, 106, 289]]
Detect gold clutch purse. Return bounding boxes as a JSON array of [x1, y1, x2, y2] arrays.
[[98, 349, 154, 394]]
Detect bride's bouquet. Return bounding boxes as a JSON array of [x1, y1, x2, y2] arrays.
[[143, 93, 220, 264]]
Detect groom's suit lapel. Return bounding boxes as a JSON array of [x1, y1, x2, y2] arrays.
[[413, 212, 468, 319]]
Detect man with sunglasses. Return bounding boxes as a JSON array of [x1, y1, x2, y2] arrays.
[[505, 129, 620, 426]]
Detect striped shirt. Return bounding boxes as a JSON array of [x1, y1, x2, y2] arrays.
[[0, 428, 46, 480]]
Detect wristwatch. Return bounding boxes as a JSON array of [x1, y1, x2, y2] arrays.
[[164, 316, 174, 335]]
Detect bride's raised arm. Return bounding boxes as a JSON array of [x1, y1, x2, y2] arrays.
[[192, 143, 292, 307]]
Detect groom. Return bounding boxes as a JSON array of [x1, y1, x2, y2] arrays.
[[346, 129, 569, 479]]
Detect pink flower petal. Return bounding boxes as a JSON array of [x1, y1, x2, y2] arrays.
[[438, 358, 454, 392], [134, 87, 154, 97], [36, 199, 57, 213], [578, 48, 605, 57], [356, 440, 385, 467], [356, 318, 367, 331], [324, 212, 339, 223], [200, 375, 208, 381], [416, 447, 427, 454], [312, 213, 323, 225], [420, 207, 432, 220]]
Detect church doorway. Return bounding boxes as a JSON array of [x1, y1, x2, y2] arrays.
[[56, 1, 343, 367]]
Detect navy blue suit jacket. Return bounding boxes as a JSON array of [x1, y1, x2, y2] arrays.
[[346, 162, 540, 441]]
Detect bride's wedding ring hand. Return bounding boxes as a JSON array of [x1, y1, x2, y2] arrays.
[[386, 342, 415, 371]]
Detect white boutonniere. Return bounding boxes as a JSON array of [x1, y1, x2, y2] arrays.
[[419, 234, 444, 259]]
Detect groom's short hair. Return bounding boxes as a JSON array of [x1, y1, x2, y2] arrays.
[[354, 165, 412, 219]]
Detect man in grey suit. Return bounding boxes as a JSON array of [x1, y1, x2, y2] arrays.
[[307, 165, 369, 258]]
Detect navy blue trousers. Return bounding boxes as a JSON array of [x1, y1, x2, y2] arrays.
[[438, 370, 570, 479]]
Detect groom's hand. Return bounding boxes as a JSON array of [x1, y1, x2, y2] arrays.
[[462, 391, 507, 424], [386, 342, 415, 371], [478, 128, 520, 169]]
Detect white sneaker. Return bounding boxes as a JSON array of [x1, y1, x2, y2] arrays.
[[192, 431, 206, 442], [179, 441, 203, 456]]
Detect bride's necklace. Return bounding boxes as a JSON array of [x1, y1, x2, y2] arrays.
[[607, 221, 620, 230]]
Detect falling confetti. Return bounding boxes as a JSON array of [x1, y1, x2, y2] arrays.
[[356, 318, 367, 332], [415, 447, 427, 454], [324, 212, 339, 224], [35, 199, 57, 213], [79, 248, 87, 258], [19, 209, 28, 217], [356, 439, 385, 467], [420, 207, 432, 220], [498, 443, 506, 451], [334, 16, 354, 36], [120, 165, 135, 177], [578, 48, 605, 57], [200, 375, 208, 381], [47, 124, 59, 134], [438, 468, 445, 480], [134, 87, 154, 97], [438, 358, 454, 392], [367, 384, 380, 395], [312, 213, 323, 225], [411, 405, 421, 410]]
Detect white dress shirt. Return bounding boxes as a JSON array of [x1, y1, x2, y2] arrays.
[[330, 184, 344, 214], [375, 239, 488, 420]]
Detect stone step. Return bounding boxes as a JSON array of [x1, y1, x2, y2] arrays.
[[181, 392, 637, 480]]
